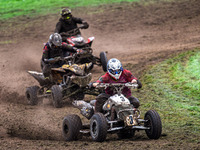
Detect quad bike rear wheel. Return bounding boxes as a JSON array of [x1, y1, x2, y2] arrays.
[[144, 110, 162, 139], [90, 113, 107, 142], [100, 52, 107, 72], [25, 86, 40, 105], [62, 114, 82, 141], [51, 85, 63, 108]]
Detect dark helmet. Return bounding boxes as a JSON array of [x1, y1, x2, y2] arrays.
[[60, 8, 72, 22], [48, 33, 62, 49], [61, 8, 71, 16]]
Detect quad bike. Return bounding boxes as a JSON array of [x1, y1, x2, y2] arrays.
[[26, 56, 98, 108], [62, 83, 162, 142], [60, 25, 108, 72]]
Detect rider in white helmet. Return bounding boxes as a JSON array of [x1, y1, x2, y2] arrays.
[[107, 58, 124, 80], [90, 58, 142, 112]]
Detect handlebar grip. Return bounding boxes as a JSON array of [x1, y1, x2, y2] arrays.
[[44, 57, 61, 63], [125, 83, 139, 88], [44, 58, 52, 63]]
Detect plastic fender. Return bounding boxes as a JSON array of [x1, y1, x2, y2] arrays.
[[109, 94, 130, 106]]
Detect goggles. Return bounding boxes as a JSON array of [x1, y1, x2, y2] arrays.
[[52, 45, 60, 49], [109, 69, 122, 75], [63, 14, 72, 20]]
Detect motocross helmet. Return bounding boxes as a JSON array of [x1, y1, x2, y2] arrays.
[[48, 33, 62, 49], [61, 8, 72, 22], [107, 58, 123, 80]]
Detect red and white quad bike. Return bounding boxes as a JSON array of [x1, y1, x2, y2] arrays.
[[60, 25, 107, 72]]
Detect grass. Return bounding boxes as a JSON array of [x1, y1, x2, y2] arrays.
[[0, 0, 182, 20], [0, 40, 15, 44], [133, 49, 200, 142], [0, 0, 140, 20]]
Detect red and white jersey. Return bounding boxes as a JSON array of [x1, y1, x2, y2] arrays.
[[96, 69, 137, 97]]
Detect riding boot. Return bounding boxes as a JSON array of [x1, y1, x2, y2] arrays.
[[128, 96, 140, 108]]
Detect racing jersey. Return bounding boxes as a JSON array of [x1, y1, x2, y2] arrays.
[[55, 17, 83, 34], [96, 69, 138, 98]]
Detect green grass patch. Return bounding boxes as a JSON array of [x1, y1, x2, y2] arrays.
[[0, 0, 140, 20], [133, 49, 200, 142], [0, 0, 182, 20], [0, 40, 16, 44]]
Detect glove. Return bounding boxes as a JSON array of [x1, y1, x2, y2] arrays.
[[44, 58, 54, 63], [82, 21, 89, 29], [131, 79, 137, 84], [76, 49, 83, 54], [54, 57, 61, 62], [72, 47, 78, 52]]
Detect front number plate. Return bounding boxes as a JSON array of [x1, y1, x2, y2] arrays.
[[125, 115, 137, 126]]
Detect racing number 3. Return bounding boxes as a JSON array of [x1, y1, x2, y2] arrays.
[[129, 115, 133, 125]]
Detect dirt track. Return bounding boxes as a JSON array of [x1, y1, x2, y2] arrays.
[[0, 0, 200, 149]]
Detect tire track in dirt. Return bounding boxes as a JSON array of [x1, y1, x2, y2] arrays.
[[0, 100, 62, 140]]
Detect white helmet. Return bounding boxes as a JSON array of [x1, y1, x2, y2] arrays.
[[107, 58, 123, 80]]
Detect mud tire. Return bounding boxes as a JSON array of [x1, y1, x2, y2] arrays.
[[90, 113, 107, 142], [144, 110, 162, 139], [117, 129, 135, 139], [25, 86, 40, 105], [137, 79, 142, 89], [62, 114, 82, 141], [100, 52, 108, 72], [51, 85, 63, 108]]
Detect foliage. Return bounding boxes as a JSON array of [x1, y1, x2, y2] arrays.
[[133, 49, 200, 142], [0, 0, 139, 20]]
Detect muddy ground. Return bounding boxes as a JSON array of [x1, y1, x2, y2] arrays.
[[0, 0, 200, 149]]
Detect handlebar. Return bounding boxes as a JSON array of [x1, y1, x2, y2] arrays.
[[95, 83, 139, 89], [44, 57, 61, 63], [60, 25, 85, 37], [44, 55, 76, 64]]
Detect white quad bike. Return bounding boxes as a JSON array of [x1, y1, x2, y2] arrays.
[[62, 83, 162, 142]]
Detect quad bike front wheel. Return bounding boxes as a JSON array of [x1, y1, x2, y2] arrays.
[[100, 52, 108, 72], [25, 86, 40, 105], [62, 114, 82, 141], [51, 85, 63, 108], [144, 110, 162, 139], [90, 113, 107, 142]]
